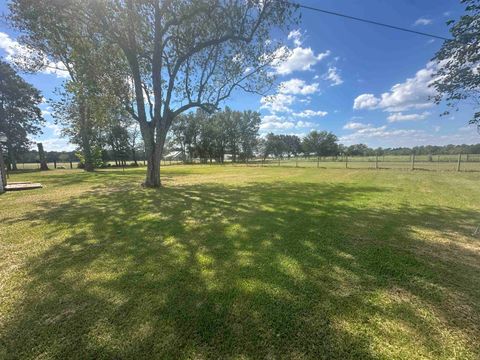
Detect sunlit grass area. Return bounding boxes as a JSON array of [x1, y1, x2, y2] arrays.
[[1, 166, 479, 359]]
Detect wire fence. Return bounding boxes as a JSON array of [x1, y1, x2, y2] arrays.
[[245, 154, 480, 172], [10, 154, 480, 172], [14, 162, 79, 170]]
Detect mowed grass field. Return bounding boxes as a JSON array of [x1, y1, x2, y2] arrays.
[[1, 166, 479, 359]]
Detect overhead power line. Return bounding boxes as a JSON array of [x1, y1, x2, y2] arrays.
[[287, 1, 451, 41]]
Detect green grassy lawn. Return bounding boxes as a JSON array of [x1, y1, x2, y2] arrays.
[[1, 166, 479, 359]]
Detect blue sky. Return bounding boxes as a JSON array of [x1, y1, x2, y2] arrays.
[[0, 0, 478, 151]]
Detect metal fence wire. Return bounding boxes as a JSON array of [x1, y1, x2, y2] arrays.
[[11, 154, 480, 172]]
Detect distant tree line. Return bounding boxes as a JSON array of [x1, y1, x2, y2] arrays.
[[256, 135, 480, 159], [340, 143, 480, 156], [14, 130, 480, 168]]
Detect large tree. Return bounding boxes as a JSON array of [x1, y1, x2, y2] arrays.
[[10, 0, 297, 187], [431, 0, 480, 126], [0, 60, 43, 170], [302, 131, 339, 157], [9, 1, 129, 171]]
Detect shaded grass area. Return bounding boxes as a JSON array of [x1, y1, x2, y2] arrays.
[[1, 167, 479, 359]]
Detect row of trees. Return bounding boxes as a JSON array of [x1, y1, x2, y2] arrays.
[[258, 134, 480, 159], [260, 132, 339, 159], [346, 144, 480, 156], [169, 108, 261, 163]]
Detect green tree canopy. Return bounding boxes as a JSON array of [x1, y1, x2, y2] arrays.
[[0, 60, 43, 170], [302, 131, 339, 157], [431, 0, 480, 126]]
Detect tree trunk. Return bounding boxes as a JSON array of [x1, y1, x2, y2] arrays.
[[141, 124, 162, 187], [82, 134, 94, 172], [37, 143, 49, 171], [79, 99, 94, 172], [6, 144, 17, 171], [132, 148, 137, 165], [144, 146, 161, 187]]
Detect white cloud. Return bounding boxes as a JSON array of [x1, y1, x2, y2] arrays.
[[341, 122, 424, 145], [341, 123, 480, 147], [0, 32, 69, 78], [295, 121, 314, 128], [278, 78, 319, 95], [293, 109, 328, 118], [261, 79, 322, 115], [262, 114, 281, 123], [414, 17, 432, 26], [324, 66, 343, 86], [260, 115, 316, 131], [45, 121, 62, 136], [273, 46, 330, 75], [343, 122, 371, 130], [459, 125, 477, 132], [260, 121, 295, 130], [443, 11, 451, 17], [30, 137, 75, 151], [387, 111, 430, 122], [287, 29, 302, 46], [353, 61, 438, 112], [353, 94, 380, 110], [260, 93, 295, 113]]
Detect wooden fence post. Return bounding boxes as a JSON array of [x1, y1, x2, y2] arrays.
[[457, 153, 461, 172], [345, 155, 348, 169], [375, 154, 378, 169], [317, 156, 319, 168], [0, 145, 6, 193], [296, 158, 298, 168], [411, 152, 415, 171]]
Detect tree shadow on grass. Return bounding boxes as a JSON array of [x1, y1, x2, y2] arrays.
[[1, 182, 479, 359], [7, 168, 195, 188]]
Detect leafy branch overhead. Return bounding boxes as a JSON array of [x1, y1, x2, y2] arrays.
[[431, 0, 480, 125]]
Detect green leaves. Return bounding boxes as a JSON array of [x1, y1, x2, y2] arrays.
[[431, 0, 480, 125]]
